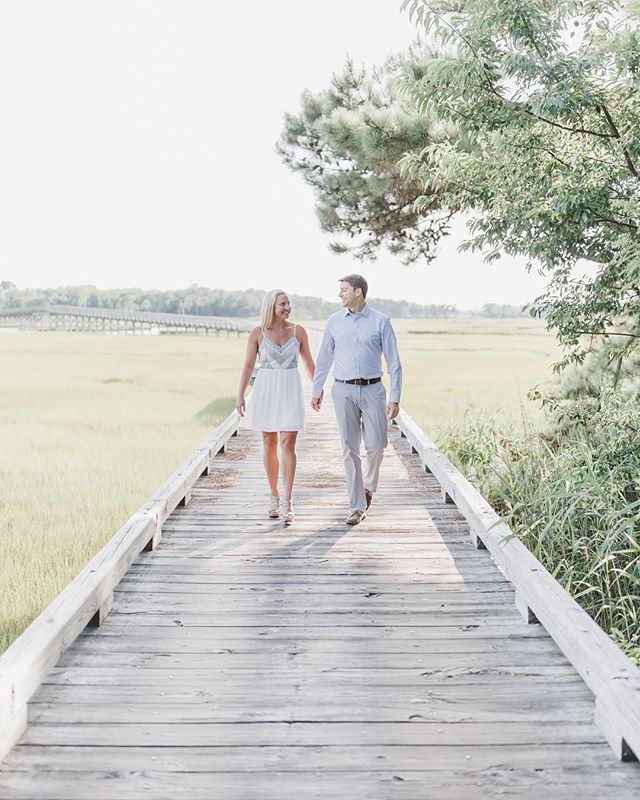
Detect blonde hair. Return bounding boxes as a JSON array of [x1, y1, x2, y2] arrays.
[[259, 289, 287, 330]]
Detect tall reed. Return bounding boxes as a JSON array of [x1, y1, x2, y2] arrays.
[[439, 395, 640, 664]]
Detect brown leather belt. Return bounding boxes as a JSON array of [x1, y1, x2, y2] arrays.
[[335, 377, 382, 386]]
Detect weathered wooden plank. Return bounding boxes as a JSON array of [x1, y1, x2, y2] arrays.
[[111, 583, 514, 598], [115, 580, 514, 594], [69, 625, 551, 647], [21, 720, 606, 747], [96, 614, 534, 632], [107, 596, 520, 614], [2, 743, 625, 774], [41, 665, 581, 687], [51, 649, 573, 670], [105, 607, 526, 622], [148, 543, 488, 558], [27, 696, 595, 724], [0, 763, 635, 800], [122, 568, 510, 583], [125, 562, 506, 578], [32, 681, 592, 706], [155, 535, 475, 547]]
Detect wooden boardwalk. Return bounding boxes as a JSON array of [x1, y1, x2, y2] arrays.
[[1, 396, 639, 798]]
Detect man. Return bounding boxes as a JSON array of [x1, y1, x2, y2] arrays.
[[311, 274, 402, 525]]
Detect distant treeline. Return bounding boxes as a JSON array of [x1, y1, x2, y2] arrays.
[[0, 282, 528, 319]]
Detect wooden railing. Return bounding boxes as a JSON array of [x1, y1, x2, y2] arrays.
[[394, 408, 640, 762], [0, 410, 241, 762]]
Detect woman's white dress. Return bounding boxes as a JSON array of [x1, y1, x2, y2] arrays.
[[242, 328, 305, 432]]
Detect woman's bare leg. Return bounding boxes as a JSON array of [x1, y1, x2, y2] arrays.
[[279, 431, 299, 502], [262, 432, 279, 497]]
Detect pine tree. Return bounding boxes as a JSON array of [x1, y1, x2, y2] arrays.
[[277, 42, 461, 264]]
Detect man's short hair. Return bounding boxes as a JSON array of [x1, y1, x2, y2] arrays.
[[339, 273, 368, 299]]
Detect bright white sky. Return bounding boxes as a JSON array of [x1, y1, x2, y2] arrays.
[[0, 1, 551, 309]]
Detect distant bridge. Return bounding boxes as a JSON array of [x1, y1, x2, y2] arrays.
[[0, 305, 251, 334]]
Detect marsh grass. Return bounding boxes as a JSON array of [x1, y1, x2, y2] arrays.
[[0, 331, 244, 652], [391, 318, 559, 429], [440, 401, 640, 664]]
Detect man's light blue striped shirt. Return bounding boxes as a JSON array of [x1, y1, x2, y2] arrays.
[[312, 305, 402, 404]]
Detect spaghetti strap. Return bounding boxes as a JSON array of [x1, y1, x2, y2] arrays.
[[292, 324, 297, 338]]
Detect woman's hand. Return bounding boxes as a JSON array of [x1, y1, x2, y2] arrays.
[[236, 397, 246, 417], [311, 389, 324, 412]]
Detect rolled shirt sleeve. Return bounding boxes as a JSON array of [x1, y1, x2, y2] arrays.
[[381, 317, 402, 404]]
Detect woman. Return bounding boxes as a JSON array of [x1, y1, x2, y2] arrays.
[[236, 289, 318, 524]]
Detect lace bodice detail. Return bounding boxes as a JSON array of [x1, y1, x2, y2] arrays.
[[258, 329, 300, 370]]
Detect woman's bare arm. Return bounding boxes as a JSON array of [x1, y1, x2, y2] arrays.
[[297, 325, 318, 383], [236, 327, 261, 416]]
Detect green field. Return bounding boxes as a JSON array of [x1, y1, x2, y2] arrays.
[[0, 320, 557, 651], [392, 318, 559, 432]]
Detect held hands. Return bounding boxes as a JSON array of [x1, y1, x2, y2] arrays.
[[311, 389, 324, 412], [236, 397, 246, 417], [387, 402, 400, 421]]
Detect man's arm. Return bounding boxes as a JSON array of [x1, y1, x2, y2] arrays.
[[381, 317, 402, 406], [311, 323, 335, 407]]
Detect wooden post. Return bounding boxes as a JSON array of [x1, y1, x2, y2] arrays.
[[595, 698, 638, 762], [87, 594, 114, 627], [144, 524, 163, 552], [468, 529, 487, 550], [514, 590, 539, 624], [441, 488, 455, 505]]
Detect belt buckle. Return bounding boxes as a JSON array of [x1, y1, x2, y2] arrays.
[[355, 378, 364, 386]]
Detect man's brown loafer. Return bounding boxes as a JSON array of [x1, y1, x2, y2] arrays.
[[365, 489, 372, 510], [346, 510, 367, 525]]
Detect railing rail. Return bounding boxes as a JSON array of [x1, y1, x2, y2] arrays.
[[395, 408, 640, 762], [0, 410, 241, 762]]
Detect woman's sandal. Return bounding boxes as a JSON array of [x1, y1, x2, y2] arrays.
[[268, 496, 280, 518], [282, 500, 295, 525]]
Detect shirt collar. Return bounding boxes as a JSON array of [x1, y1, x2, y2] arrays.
[[344, 304, 369, 318]]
